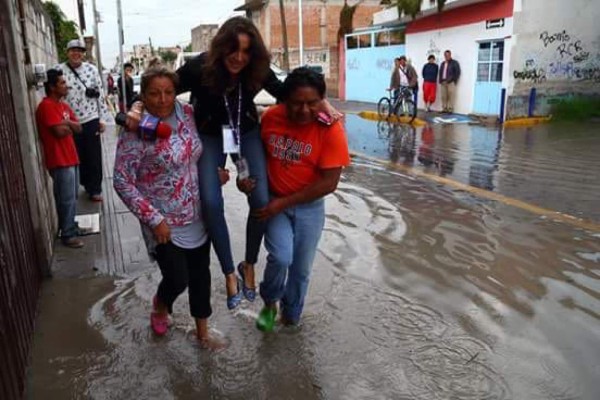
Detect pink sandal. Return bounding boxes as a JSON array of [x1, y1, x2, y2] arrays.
[[151, 296, 169, 336]]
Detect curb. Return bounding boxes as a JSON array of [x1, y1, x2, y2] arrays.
[[503, 116, 552, 127], [357, 111, 427, 126]]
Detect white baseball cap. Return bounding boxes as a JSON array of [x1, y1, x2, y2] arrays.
[[66, 39, 86, 51]]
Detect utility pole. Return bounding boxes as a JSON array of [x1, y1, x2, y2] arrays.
[[298, 0, 304, 66], [116, 0, 126, 109], [279, 0, 290, 71], [91, 0, 103, 75]]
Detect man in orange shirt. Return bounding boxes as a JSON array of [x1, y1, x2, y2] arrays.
[[241, 68, 350, 331]]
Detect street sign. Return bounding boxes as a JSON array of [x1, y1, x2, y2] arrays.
[[486, 18, 505, 29]]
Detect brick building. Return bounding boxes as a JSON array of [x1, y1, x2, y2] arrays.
[[235, 0, 384, 94]]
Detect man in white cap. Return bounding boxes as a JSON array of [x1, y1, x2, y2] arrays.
[[55, 39, 112, 202]]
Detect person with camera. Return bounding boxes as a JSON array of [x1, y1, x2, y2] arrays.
[[56, 39, 112, 202], [113, 64, 227, 348], [35, 69, 84, 248]]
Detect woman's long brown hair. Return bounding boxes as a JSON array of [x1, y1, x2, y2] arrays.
[[203, 17, 271, 94]]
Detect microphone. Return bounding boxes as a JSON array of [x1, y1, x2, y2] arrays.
[[115, 112, 172, 141]]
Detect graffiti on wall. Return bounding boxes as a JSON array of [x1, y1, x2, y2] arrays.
[[514, 30, 599, 84], [426, 39, 441, 59], [376, 58, 394, 71], [348, 57, 360, 70]]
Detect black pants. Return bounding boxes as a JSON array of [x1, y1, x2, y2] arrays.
[[74, 119, 102, 196], [154, 241, 212, 319]]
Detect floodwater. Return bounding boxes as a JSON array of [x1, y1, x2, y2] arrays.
[[28, 119, 600, 399]]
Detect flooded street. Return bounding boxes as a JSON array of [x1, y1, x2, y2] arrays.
[[28, 119, 600, 399]]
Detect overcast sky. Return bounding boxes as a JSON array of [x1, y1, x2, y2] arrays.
[[51, 0, 243, 68]]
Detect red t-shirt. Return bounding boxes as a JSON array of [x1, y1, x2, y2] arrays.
[[261, 104, 350, 197], [35, 97, 79, 170]]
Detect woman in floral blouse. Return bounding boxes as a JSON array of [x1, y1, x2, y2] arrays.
[[113, 65, 224, 349]]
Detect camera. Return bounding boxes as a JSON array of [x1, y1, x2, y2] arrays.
[[85, 87, 100, 99]]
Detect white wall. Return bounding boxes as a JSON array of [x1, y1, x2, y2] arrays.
[[406, 17, 513, 114], [509, 0, 600, 96]]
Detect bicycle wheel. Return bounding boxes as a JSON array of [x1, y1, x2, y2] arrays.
[[395, 98, 416, 123], [377, 97, 391, 119]]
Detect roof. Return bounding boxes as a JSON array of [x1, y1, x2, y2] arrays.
[[234, 0, 266, 12]]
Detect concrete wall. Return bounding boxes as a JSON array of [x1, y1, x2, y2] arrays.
[[345, 43, 406, 103], [406, 17, 514, 114], [2, 0, 59, 274], [509, 0, 600, 97], [191, 24, 218, 53]]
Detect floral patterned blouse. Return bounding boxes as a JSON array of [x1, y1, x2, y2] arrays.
[[113, 102, 202, 232]]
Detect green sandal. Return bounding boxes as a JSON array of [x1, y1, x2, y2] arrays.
[[256, 306, 277, 332]]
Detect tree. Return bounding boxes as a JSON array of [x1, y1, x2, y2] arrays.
[[43, 1, 79, 62], [338, 0, 362, 39], [184, 43, 193, 52], [279, 0, 290, 71], [381, 0, 447, 19], [159, 50, 177, 66]]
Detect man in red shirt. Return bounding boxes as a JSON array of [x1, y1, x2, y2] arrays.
[[36, 69, 84, 248], [241, 68, 350, 331]]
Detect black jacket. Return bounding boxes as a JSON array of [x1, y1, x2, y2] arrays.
[[117, 75, 134, 108], [422, 63, 439, 83], [176, 53, 282, 136], [438, 59, 461, 84]]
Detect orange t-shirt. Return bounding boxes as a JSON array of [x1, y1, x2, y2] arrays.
[[261, 104, 350, 197]]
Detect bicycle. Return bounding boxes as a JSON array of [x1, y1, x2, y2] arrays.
[[377, 87, 416, 123]]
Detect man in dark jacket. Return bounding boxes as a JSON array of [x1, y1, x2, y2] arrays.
[[438, 50, 461, 113], [117, 62, 135, 112]]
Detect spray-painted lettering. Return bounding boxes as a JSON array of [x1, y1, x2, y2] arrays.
[[539, 30, 570, 47], [513, 68, 547, 83], [376, 58, 394, 71], [348, 58, 360, 70]]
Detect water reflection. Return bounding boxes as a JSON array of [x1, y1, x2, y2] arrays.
[[344, 116, 600, 222]]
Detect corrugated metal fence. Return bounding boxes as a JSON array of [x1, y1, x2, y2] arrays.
[[0, 25, 42, 399]]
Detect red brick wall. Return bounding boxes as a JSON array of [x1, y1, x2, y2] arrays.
[[267, 2, 382, 49]]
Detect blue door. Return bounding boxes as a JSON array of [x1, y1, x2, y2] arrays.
[[473, 40, 504, 115]]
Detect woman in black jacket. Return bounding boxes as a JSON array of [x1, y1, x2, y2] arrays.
[[176, 17, 338, 311]]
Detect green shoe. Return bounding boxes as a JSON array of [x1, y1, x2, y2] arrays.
[[256, 306, 277, 332]]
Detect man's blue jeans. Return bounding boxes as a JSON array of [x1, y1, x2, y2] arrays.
[[260, 198, 325, 323], [197, 127, 269, 275], [49, 166, 78, 240]]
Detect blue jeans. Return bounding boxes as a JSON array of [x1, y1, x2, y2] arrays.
[[49, 166, 79, 240], [198, 127, 269, 275], [260, 198, 325, 323]]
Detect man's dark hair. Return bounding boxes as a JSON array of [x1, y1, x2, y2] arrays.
[[428, 54, 436, 61], [44, 69, 63, 96], [281, 67, 326, 101], [444, 50, 452, 55], [123, 62, 134, 70], [398, 55, 407, 62]]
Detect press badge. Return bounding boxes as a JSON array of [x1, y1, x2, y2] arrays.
[[222, 125, 240, 154], [235, 157, 250, 180]]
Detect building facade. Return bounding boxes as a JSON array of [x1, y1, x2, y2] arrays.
[[191, 23, 218, 53], [345, 0, 600, 117], [235, 0, 384, 94]]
